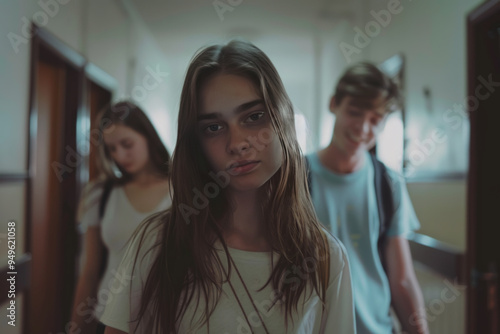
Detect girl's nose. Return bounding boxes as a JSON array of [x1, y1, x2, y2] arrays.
[[227, 127, 250, 155], [114, 147, 127, 163]]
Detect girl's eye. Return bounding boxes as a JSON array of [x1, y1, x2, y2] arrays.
[[123, 142, 133, 149], [246, 112, 265, 123], [205, 124, 223, 133]]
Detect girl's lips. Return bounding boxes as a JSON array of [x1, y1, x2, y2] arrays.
[[228, 161, 260, 175]]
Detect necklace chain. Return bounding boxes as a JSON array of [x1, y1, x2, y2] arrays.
[[226, 252, 272, 334]]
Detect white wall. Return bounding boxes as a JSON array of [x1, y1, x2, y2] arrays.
[[316, 19, 360, 151], [408, 182, 467, 250]]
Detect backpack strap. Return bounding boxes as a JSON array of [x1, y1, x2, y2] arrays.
[[98, 180, 114, 219], [370, 153, 395, 270]]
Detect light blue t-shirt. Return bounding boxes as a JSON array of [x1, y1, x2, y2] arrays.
[[306, 152, 420, 334]]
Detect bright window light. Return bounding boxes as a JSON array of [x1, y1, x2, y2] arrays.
[[377, 111, 404, 173]]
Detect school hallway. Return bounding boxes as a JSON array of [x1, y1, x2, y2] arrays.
[[0, 0, 498, 333]]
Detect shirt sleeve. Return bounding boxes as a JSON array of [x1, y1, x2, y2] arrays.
[[77, 183, 104, 233], [385, 170, 421, 237], [319, 234, 356, 334]]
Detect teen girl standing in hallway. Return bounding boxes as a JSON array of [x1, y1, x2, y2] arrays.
[[102, 41, 355, 334]]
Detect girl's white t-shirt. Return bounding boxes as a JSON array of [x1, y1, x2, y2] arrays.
[[100, 223, 356, 334], [79, 185, 172, 321]]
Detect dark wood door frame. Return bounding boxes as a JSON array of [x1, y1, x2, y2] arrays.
[[22, 23, 115, 333], [26, 23, 85, 334], [467, 1, 500, 333]]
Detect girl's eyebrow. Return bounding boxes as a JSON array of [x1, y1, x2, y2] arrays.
[[197, 99, 264, 121]]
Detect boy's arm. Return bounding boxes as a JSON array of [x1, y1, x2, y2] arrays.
[[385, 236, 429, 334]]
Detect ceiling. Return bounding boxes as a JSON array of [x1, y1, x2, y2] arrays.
[[130, 0, 362, 58]]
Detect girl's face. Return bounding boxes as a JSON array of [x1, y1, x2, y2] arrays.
[[103, 124, 151, 175], [197, 74, 283, 193]]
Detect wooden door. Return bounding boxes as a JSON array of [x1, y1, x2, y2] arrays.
[[23, 24, 115, 334], [27, 41, 82, 334]]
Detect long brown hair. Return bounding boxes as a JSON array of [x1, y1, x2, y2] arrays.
[[132, 40, 330, 333]]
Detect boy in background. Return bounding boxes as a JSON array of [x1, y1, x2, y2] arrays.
[[307, 62, 428, 334]]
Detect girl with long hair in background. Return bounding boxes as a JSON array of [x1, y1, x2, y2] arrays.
[[71, 101, 172, 334]]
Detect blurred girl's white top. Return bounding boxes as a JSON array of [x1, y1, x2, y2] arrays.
[[79, 185, 171, 321]]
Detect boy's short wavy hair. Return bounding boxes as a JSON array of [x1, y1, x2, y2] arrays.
[[333, 62, 402, 113]]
